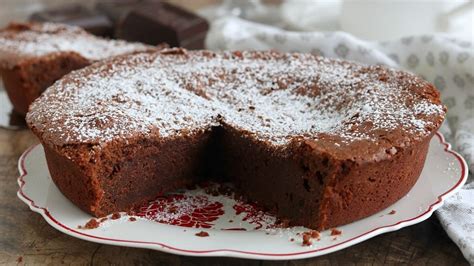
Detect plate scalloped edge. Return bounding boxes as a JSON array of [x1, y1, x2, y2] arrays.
[[16, 132, 469, 260]]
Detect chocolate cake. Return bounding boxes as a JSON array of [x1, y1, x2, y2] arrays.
[[0, 22, 152, 115], [26, 49, 446, 230]]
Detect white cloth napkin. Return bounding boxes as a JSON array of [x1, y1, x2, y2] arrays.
[[206, 17, 474, 263]]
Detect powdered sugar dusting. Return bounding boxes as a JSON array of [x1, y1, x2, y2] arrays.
[[135, 193, 224, 229], [129, 183, 279, 230], [27, 49, 445, 154], [0, 22, 150, 68]]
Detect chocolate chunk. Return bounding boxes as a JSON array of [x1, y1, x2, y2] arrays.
[[96, 0, 162, 24], [330, 228, 342, 236], [116, 2, 209, 49], [30, 4, 113, 37]]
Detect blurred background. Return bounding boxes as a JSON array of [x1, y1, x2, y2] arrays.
[[0, 0, 472, 41]]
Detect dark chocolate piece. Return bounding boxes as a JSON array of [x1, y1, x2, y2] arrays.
[[96, 0, 162, 24], [116, 2, 208, 49], [30, 4, 113, 37]]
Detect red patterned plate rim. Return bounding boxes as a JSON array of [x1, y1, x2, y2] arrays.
[[16, 132, 468, 260]]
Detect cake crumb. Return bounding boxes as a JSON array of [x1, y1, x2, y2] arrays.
[[17, 256, 23, 263], [310, 230, 320, 238], [78, 218, 100, 229], [330, 228, 342, 236], [129, 217, 137, 222], [301, 230, 320, 246], [195, 231, 209, 237], [229, 219, 233, 223], [111, 212, 121, 220], [203, 183, 234, 197], [389, 210, 396, 215], [290, 238, 294, 242], [275, 218, 290, 228], [169, 206, 179, 214], [302, 233, 312, 246]]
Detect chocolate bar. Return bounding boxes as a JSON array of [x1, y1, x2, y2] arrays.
[[116, 2, 209, 49], [30, 4, 113, 37], [96, 0, 162, 24], [28, 1, 209, 49]]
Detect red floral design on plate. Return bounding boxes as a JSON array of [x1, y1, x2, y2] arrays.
[[134, 194, 224, 228], [233, 201, 277, 230]]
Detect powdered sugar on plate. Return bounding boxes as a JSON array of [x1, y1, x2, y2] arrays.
[[81, 183, 281, 231]]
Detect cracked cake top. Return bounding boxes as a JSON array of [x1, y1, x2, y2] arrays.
[[26, 48, 445, 160]]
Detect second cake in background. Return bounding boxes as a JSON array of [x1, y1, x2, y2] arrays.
[[0, 22, 154, 115]]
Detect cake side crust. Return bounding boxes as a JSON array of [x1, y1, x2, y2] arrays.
[[37, 125, 435, 230], [1, 52, 90, 115], [316, 133, 433, 229]]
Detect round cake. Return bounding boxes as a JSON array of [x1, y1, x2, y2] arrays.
[[26, 48, 446, 230], [0, 22, 153, 115]]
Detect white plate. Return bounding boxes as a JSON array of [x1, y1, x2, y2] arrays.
[[17, 132, 468, 260]]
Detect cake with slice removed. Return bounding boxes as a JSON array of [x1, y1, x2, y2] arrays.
[[26, 48, 446, 230]]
